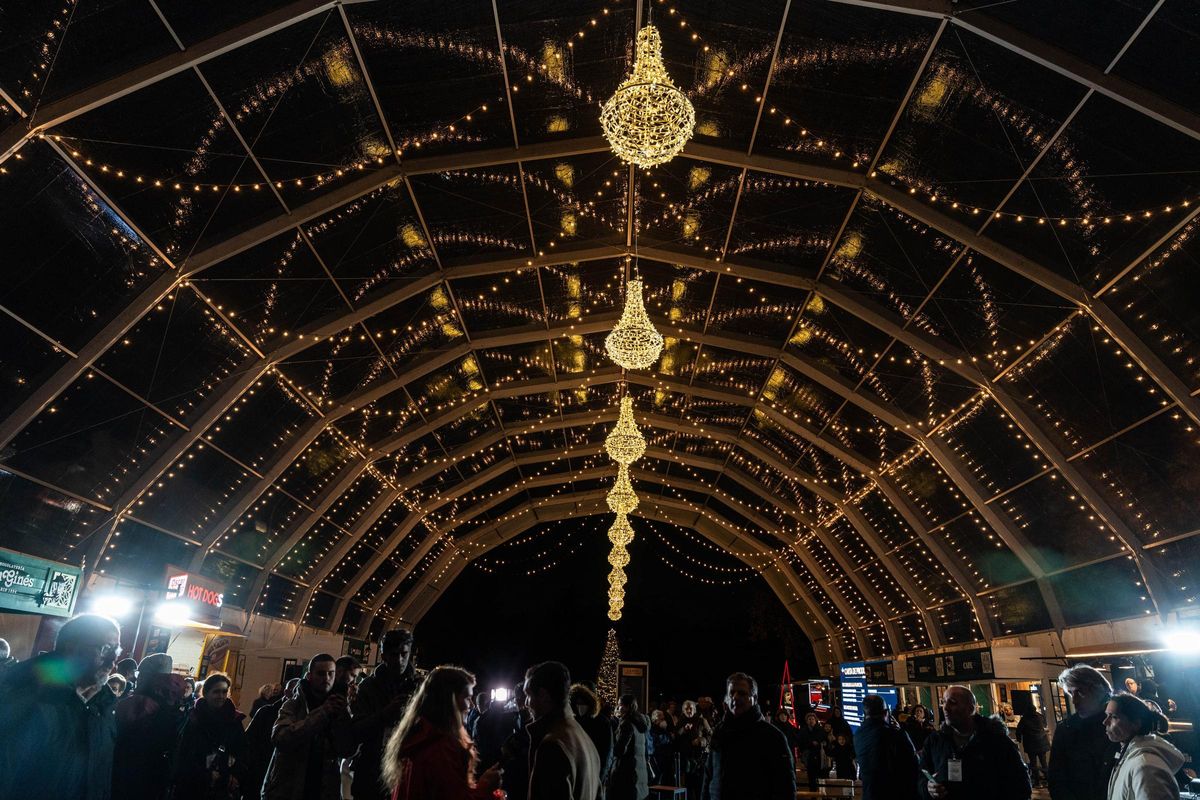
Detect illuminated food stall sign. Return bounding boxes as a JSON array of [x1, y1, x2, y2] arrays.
[[0, 547, 82, 618], [163, 568, 225, 626]]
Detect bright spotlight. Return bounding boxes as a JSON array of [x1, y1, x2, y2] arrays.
[[154, 602, 193, 627], [491, 687, 510, 703], [1164, 630, 1200, 653], [89, 594, 134, 618]]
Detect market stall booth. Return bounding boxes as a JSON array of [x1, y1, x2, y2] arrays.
[[0, 546, 83, 659], [901, 645, 1057, 734]]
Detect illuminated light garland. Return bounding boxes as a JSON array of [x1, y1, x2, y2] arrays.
[[608, 566, 627, 588], [605, 396, 647, 465], [601, 24, 695, 168], [606, 464, 639, 514], [606, 278, 664, 369], [608, 513, 635, 547]]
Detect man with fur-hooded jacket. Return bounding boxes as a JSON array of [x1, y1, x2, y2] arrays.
[[918, 686, 1030, 800]]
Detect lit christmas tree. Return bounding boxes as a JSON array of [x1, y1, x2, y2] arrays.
[[597, 628, 621, 705]]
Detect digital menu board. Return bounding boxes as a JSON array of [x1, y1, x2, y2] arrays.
[[841, 660, 899, 730], [840, 661, 868, 728]]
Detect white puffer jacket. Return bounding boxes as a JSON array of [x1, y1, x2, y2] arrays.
[[1107, 734, 1185, 800]]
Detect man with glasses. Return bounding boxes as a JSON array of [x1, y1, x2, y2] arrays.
[[0, 613, 123, 800]]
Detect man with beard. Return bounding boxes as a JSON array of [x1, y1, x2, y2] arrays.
[[0, 614, 122, 800], [350, 629, 418, 800], [263, 653, 355, 800], [701, 672, 795, 800]]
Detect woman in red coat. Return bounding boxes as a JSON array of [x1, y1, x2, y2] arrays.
[[382, 665, 501, 800]]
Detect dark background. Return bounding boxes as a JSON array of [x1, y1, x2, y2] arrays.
[[415, 515, 818, 703]]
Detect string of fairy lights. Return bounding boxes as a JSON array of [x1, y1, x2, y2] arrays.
[[6, 0, 1199, 645]]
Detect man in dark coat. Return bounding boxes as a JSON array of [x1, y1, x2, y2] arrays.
[[855, 693, 919, 800], [1048, 665, 1119, 800], [113, 652, 189, 800], [502, 683, 535, 800], [245, 677, 300, 800], [1015, 708, 1050, 787], [0, 614, 122, 800], [475, 688, 519, 773], [702, 672, 795, 800], [797, 710, 828, 791], [610, 694, 649, 800], [525, 661, 602, 800], [349, 629, 418, 800], [919, 686, 1031, 800]]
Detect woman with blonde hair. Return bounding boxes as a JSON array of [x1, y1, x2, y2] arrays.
[[382, 665, 501, 800]]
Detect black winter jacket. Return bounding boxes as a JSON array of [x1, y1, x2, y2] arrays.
[[917, 715, 1031, 800], [797, 722, 828, 765], [474, 706, 519, 771], [854, 716, 919, 800], [349, 662, 418, 800], [1046, 711, 1119, 800], [171, 698, 247, 800], [609, 711, 649, 800], [701, 707, 795, 800], [1015, 711, 1050, 756], [576, 711, 615, 790], [0, 653, 118, 800]]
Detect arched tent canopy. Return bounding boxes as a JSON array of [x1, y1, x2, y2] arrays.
[[2, 0, 1199, 665]]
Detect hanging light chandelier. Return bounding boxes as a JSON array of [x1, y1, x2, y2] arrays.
[[608, 513, 635, 546], [608, 544, 631, 568], [605, 278, 664, 370], [605, 396, 647, 465], [608, 568, 628, 588], [607, 465, 639, 515], [600, 24, 695, 168]]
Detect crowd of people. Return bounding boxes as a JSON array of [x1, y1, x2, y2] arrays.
[[0, 617, 1193, 800]]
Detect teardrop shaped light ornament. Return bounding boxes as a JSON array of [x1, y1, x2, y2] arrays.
[[608, 513, 636, 546], [607, 464, 639, 515], [600, 24, 695, 168], [605, 396, 647, 466], [608, 545, 631, 569], [605, 279, 664, 370]]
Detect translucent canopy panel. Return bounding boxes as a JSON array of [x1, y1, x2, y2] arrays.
[[2, 0, 1198, 647]]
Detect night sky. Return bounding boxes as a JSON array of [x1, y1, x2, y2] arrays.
[[415, 515, 818, 703]]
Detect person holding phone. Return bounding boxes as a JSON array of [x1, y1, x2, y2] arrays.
[[263, 653, 356, 800], [918, 686, 1030, 800]]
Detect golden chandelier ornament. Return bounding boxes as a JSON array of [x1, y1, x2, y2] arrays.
[[608, 607, 622, 621], [607, 512, 636, 546], [600, 24, 695, 168], [605, 278, 664, 370], [606, 465, 639, 515], [605, 396, 647, 465], [608, 545, 631, 569], [608, 567, 627, 588]]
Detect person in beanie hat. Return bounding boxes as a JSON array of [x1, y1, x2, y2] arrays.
[[113, 652, 189, 800]]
